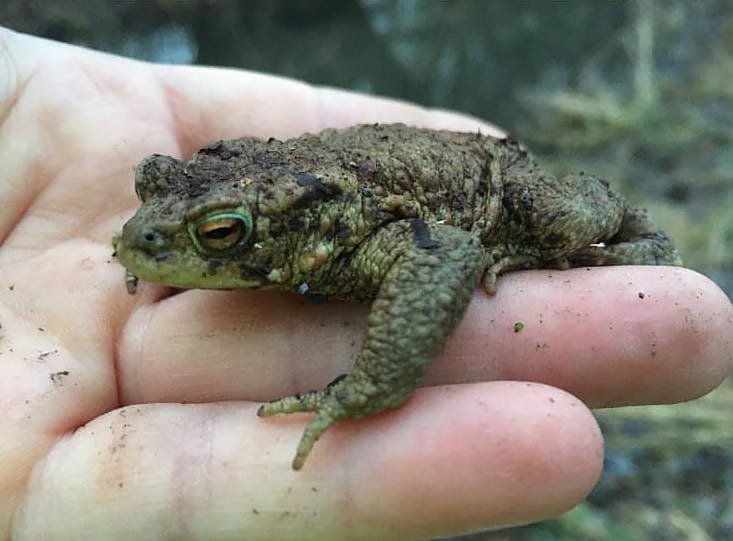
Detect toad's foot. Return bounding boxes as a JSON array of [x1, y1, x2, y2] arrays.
[[258, 373, 380, 470], [481, 254, 544, 295], [568, 207, 682, 267], [258, 393, 340, 471]]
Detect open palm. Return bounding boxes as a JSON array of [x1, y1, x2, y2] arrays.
[[1, 29, 731, 541]]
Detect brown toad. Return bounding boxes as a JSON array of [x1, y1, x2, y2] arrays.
[[113, 123, 681, 469]]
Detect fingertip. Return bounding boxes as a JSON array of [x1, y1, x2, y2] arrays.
[[323, 382, 604, 538], [313, 86, 501, 136], [666, 267, 733, 396], [425, 107, 506, 137]]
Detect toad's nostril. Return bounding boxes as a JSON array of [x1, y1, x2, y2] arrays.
[[137, 227, 169, 252]]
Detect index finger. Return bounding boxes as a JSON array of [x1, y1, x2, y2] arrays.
[[118, 266, 732, 408], [151, 63, 505, 153]]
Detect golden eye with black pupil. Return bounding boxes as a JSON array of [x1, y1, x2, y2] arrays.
[[189, 209, 252, 254]]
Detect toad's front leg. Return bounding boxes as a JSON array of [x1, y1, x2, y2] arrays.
[[257, 219, 486, 470]]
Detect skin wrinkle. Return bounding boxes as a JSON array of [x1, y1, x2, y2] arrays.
[[0, 112, 56, 249], [0, 37, 16, 120]]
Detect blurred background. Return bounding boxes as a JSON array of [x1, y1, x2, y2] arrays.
[[2, 1, 731, 539]]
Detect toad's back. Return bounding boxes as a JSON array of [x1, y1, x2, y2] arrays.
[[237, 124, 539, 245]]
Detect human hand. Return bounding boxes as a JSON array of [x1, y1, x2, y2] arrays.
[[1, 29, 731, 541]]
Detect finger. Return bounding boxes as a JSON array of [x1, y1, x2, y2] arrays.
[[432, 265, 733, 407], [118, 288, 368, 404], [13, 382, 602, 541], [118, 266, 732, 407], [154, 65, 504, 154]]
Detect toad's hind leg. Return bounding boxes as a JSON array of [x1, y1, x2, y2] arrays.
[[257, 220, 485, 470], [568, 206, 681, 267]]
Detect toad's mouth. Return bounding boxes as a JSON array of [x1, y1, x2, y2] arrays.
[[112, 237, 268, 293]]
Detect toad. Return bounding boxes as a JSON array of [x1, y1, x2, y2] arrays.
[[113, 123, 680, 469]]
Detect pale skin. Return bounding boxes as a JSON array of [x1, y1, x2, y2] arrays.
[[0, 28, 731, 541]]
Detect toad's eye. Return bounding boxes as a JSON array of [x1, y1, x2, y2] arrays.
[[190, 210, 252, 253]]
